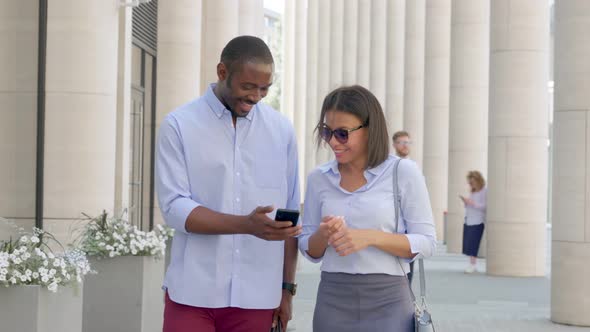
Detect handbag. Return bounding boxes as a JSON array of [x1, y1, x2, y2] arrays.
[[392, 158, 435, 332]]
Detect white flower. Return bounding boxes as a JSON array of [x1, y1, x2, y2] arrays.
[[10, 277, 17, 284], [19, 275, 28, 282], [49, 269, 56, 276], [48, 282, 58, 292], [32, 272, 39, 279], [30, 236, 40, 244], [109, 251, 116, 258], [53, 260, 61, 267], [20, 236, 29, 243], [13, 257, 22, 264], [47, 253, 55, 259], [0, 275, 6, 282], [22, 252, 31, 260], [25, 269, 32, 276], [41, 276, 49, 283]]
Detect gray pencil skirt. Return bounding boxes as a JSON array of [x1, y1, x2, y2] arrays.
[[313, 272, 415, 332]]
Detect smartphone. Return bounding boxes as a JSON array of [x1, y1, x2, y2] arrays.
[[274, 208, 300, 227]]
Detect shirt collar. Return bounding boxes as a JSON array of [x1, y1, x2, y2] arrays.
[[319, 155, 393, 177], [366, 155, 394, 176], [319, 159, 339, 175], [204, 83, 255, 121]]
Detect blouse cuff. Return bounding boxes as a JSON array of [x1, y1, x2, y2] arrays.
[[297, 234, 323, 263]]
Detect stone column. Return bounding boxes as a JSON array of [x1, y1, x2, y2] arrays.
[[487, 0, 549, 277], [283, 0, 307, 195], [424, 0, 451, 241], [42, 0, 119, 241], [156, 0, 202, 120], [155, 0, 203, 226], [356, 0, 372, 88], [551, 0, 590, 326], [304, 0, 319, 178], [200, 0, 239, 93], [385, 0, 406, 136], [0, 0, 38, 236], [403, 0, 426, 167], [329, 0, 343, 91], [446, 0, 490, 253], [238, 0, 264, 37], [342, 0, 359, 85], [315, 0, 335, 165], [369, 0, 387, 106], [282, 0, 296, 123]]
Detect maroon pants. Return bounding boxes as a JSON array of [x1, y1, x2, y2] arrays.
[[163, 292, 274, 332]]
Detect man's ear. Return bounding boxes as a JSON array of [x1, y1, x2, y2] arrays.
[[217, 62, 228, 82]]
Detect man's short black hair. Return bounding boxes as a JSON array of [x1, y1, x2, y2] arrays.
[[220, 35, 274, 76]]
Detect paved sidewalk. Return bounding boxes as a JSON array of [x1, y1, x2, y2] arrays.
[[289, 246, 590, 332]]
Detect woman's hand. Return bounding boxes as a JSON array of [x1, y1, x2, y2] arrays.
[[306, 216, 345, 259], [317, 215, 345, 241], [329, 225, 374, 257]]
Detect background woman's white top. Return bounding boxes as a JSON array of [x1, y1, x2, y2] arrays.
[[464, 188, 487, 226], [298, 155, 437, 276]]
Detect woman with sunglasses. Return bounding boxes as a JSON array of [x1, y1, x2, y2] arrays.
[[298, 86, 437, 331]]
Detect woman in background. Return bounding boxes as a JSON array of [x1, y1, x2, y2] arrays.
[[461, 171, 487, 274]]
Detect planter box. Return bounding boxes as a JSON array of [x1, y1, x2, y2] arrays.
[[0, 285, 83, 332], [83, 256, 164, 332]]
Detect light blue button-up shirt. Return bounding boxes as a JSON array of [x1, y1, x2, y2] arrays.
[[155, 84, 300, 309], [298, 155, 436, 275]]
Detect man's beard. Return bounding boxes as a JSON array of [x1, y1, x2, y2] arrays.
[[229, 107, 248, 118]]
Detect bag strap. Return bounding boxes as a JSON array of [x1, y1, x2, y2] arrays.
[[392, 158, 427, 302]]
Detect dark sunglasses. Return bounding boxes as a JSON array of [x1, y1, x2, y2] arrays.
[[319, 124, 366, 144]]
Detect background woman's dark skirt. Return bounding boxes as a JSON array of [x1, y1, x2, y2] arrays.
[[462, 223, 484, 257]]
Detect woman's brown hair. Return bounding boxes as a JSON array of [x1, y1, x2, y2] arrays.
[[467, 171, 486, 192], [315, 85, 389, 169]]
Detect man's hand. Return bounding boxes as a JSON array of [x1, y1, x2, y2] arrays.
[[246, 206, 302, 241], [273, 290, 293, 330]]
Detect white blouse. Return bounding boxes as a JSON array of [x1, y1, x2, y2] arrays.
[[298, 155, 437, 276], [464, 188, 487, 226]]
